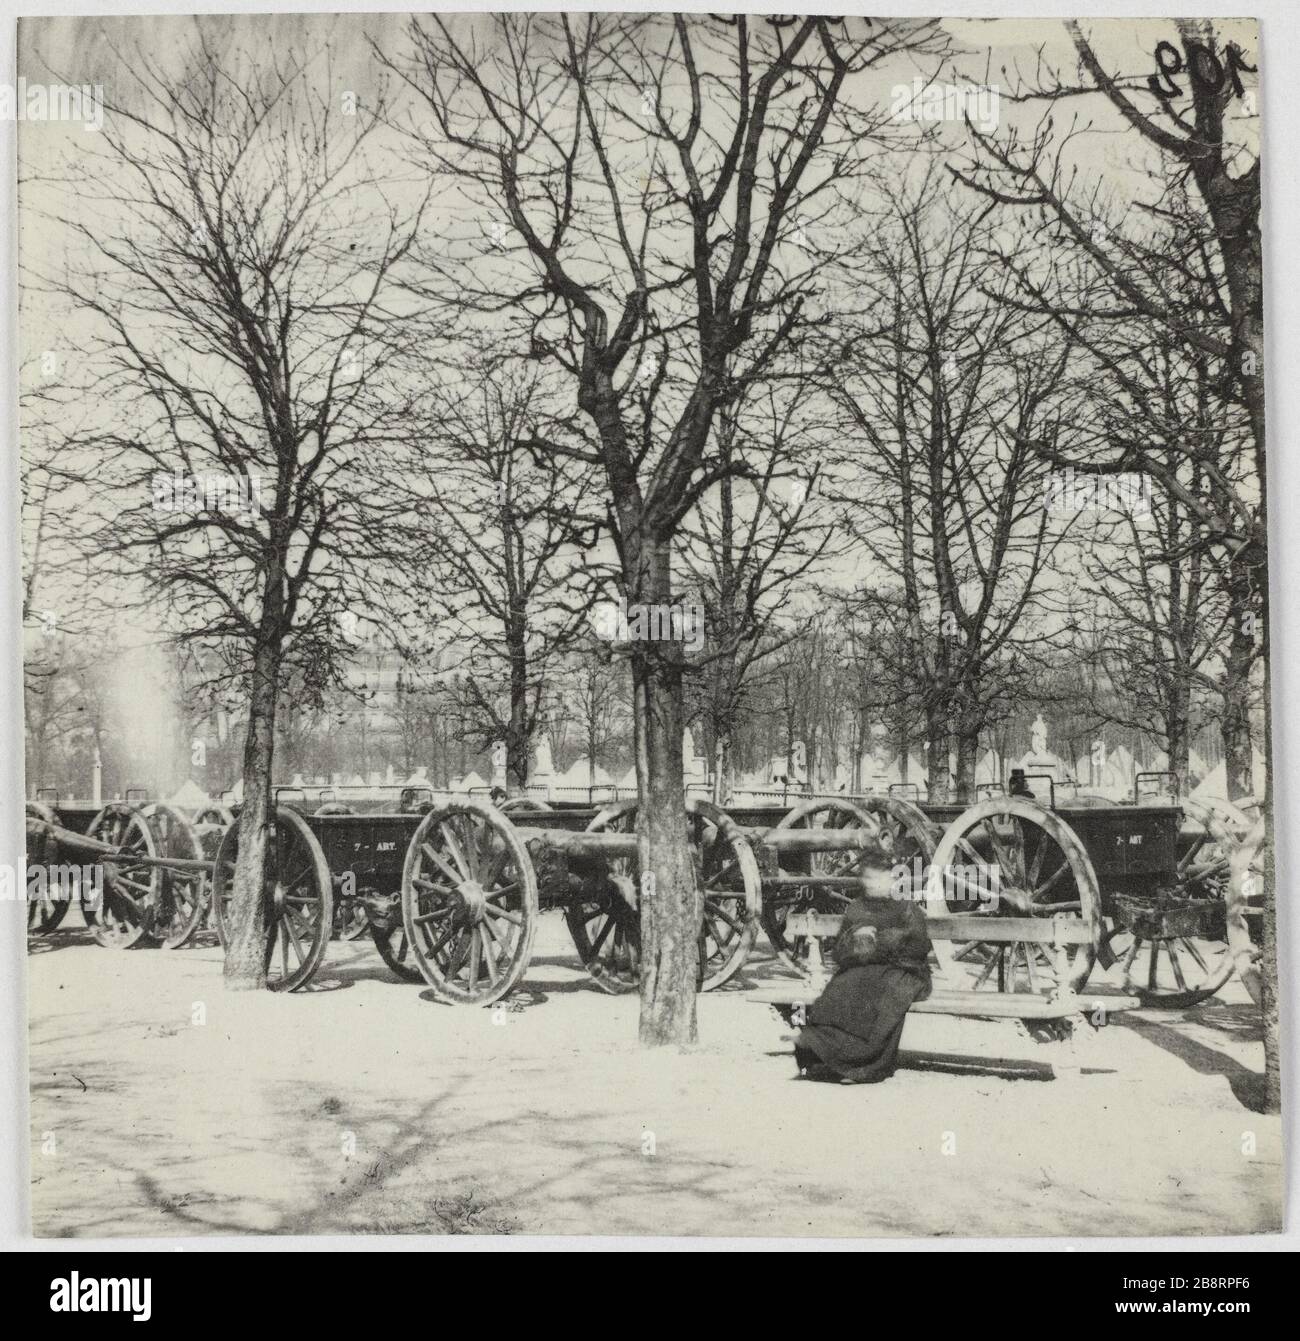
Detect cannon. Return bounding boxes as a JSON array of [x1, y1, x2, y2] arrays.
[[206, 793, 761, 1000], [24, 796, 213, 949]]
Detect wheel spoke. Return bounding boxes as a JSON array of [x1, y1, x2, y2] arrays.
[[1022, 942, 1039, 992], [445, 818, 477, 879], [1031, 861, 1071, 902], [705, 900, 743, 934], [589, 914, 616, 955], [422, 842, 465, 888], [282, 910, 306, 964], [446, 929, 471, 978], [1179, 937, 1210, 974], [704, 857, 739, 890], [480, 909, 510, 957], [424, 919, 458, 960], [468, 928, 481, 986], [972, 950, 1000, 991], [479, 926, 500, 984], [1177, 830, 1209, 876]]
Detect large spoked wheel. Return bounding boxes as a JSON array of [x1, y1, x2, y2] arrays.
[[1102, 798, 1238, 1008], [25, 801, 71, 934], [926, 797, 1101, 997], [567, 800, 641, 994], [401, 800, 538, 1005], [687, 798, 762, 990], [315, 803, 368, 941], [1195, 796, 1255, 841], [83, 804, 162, 948], [143, 803, 208, 950], [762, 797, 936, 974], [194, 805, 234, 851], [212, 807, 334, 991], [571, 799, 762, 993]]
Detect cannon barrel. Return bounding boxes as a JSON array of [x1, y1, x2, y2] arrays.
[[27, 817, 118, 858], [26, 818, 216, 873], [751, 827, 887, 855], [513, 825, 639, 861]]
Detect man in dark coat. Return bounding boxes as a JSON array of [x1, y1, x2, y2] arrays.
[[794, 895, 932, 1084]]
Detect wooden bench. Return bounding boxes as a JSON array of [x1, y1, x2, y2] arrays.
[[748, 911, 1141, 1080]]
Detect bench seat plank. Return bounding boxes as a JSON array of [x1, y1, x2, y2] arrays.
[[746, 984, 1141, 1020], [784, 911, 1095, 945]]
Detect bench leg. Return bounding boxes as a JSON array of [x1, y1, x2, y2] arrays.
[[1054, 1018, 1096, 1082]]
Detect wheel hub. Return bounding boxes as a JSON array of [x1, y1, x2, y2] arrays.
[[456, 878, 488, 920]]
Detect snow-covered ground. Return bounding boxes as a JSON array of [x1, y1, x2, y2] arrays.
[[27, 915, 1280, 1239]]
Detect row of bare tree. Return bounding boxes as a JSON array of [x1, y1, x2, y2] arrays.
[[19, 16, 1271, 1098]]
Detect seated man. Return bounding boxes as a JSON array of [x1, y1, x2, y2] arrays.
[[794, 895, 933, 1084]]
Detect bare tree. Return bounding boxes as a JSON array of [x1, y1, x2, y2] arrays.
[[680, 385, 836, 802], [828, 171, 1078, 801], [953, 17, 1275, 1109], [27, 32, 423, 987], [384, 11, 948, 1043], [397, 352, 608, 793]]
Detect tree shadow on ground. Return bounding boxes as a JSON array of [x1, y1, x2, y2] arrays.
[[26, 928, 99, 955], [1116, 1013, 1266, 1111]]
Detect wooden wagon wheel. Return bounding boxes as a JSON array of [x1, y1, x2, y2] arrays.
[[82, 804, 162, 949], [1225, 815, 1265, 1007], [1196, 796, 1255, 840], [313, 802, 369, 941], [25, 801, 71, 934], [689, 798, 761, 990], [1100, 797, 1238, 1008], [762, 796, 935, 974], [211, 807, 334, 991], [567, 799, 641, 994], [401, 799, 539, 1005], [926, 797, 1101, 996], [142, 803, 208, 949], [574, 799, 762, 992]]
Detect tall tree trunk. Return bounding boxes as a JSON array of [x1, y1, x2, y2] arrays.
[[1221, 562, 1256, 800], [1261, 656, 1278, 1112], [507, 622, 530, 795], [1165, 705, 1189, 793], [630, 537, 699, 1047], [925, 702, 951, 803], [223, 613, 282, 991], [712, 732, 732, 805], [587, 696, 599, 800], [953, 728, 978, 805]]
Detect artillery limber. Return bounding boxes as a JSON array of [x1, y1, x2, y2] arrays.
[[27, 769, 1260, 1014], [24, 791, 221, 949], [737, 775, 1259, 1011]]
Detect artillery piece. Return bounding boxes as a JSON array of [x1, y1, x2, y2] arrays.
[[206, 794, 761, 1000], [24, 797, 213, 949]]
